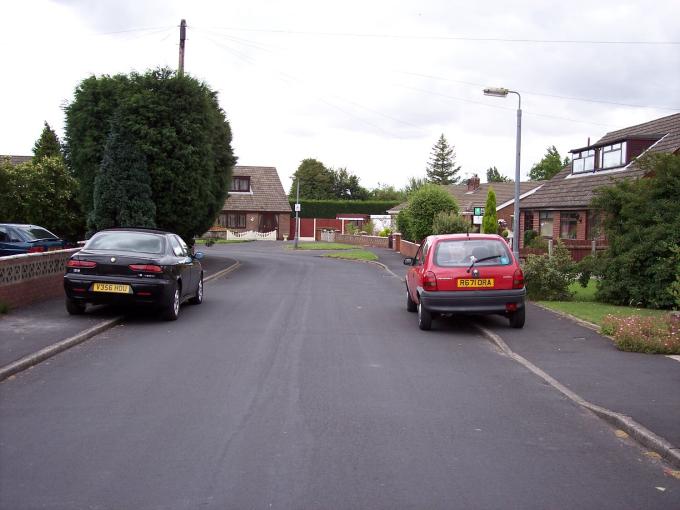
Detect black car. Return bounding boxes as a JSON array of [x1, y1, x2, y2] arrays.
[[64, 228, 204, 321], [0, 224, 65, 257]]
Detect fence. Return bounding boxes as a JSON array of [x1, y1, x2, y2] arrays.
[[205, 229, 277, 241], [520, 239, 608, 262], [0, 249, 80, 309]]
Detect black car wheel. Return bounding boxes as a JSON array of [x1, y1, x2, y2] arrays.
[[189, 274, 203, 305], [418, 301, 432, 331], [162, 283, 181, 321], [509, 307, 525, 329], [406, 288, 417, 312], [65, 297, 86, 315]]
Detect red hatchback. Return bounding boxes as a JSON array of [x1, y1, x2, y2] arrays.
[[404, 233, 526, 330]]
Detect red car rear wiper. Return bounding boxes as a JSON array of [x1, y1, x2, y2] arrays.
[[467, 255, 502, 273]]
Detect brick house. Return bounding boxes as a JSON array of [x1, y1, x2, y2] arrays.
[[216, 166, 292, 240], [1, 155, 32, 165], [387, 176, 544, 233], [519, 113, 680, 251]]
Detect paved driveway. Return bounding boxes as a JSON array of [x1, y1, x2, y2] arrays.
[[1, 242, 678, 509]]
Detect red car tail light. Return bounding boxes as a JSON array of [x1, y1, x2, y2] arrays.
[[67, 259, 97, 268], [28, 246, 45, 253], [506, 303, 518, 312], [423, 271, 438, 291], [129, 264, 163, 273], [512, 268, 525, 289]]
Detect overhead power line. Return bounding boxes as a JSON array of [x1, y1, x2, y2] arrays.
[[199, 26, 680, 46]]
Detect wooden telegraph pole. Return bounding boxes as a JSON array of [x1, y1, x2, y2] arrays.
[[178, 19, 186, 75]]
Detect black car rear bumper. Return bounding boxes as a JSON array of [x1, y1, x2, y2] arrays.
[[64, 274, 174, 307], [419, 288, 526, 314]]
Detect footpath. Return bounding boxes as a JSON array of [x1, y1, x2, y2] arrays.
[[370, 246, 680, 467], [0, 253, 238, 381]]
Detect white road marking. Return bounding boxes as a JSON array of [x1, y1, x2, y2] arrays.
[[666, 355, 680, 364]]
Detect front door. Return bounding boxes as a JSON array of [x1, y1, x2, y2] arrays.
[[260, 213, 278, 233]]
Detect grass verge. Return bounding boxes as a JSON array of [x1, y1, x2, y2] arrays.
[[195, 239, 253, 244], [292, 242, 357, 250], [322, 250, 378, 261]]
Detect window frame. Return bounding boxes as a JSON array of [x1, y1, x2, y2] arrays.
[[572, 149, 595, 174], [599, 142, 627, 169], [230, 176, 251, 192], [539, 211, 554, 238], [226, 212, 247, 229], [559, 212, 579, 240]]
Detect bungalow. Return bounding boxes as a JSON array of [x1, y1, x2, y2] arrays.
[[519, 112, 680, 249], [388, 175, 544, 234], [216, 166, 292, 240]]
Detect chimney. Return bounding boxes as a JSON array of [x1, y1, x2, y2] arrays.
[[467, 175, 481, 191]]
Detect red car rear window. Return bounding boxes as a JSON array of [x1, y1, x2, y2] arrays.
[[434, 239, 512, 267]]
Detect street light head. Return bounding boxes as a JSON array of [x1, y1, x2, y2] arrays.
[[483, 87, 509, 98]]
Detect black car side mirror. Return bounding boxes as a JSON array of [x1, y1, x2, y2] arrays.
[[403, 257, 414, 266], [193, 251, 205, 260]]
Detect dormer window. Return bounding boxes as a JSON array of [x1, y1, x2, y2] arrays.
[[572, 149, 595, 174], [600, 142, 626, 169], [230, 176, 251, 192]]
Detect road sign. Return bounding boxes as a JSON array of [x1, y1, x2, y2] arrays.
[[474, 207, 485, 216], [295, 203, 301, 212]]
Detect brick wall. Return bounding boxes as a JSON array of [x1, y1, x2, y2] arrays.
[[334, 234, 389, 248], [0, 249, 79, 309], [399, 240, 420, 258]]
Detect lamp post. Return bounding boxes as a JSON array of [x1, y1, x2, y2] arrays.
[[483, 87, 522, 259]]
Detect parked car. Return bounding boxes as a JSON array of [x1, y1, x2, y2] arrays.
[[403, 233, 526, 330], [63, 228, 204, 321], [0, 223, 65, 257]]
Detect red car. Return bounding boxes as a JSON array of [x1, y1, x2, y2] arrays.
[[404, 233, 526, 330]]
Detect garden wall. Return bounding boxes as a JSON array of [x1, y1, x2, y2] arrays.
[[334, 234, 389, 248], [0, 249, 79, 309]]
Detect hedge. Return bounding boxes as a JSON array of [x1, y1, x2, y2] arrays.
[[290, 199, 401, 218]]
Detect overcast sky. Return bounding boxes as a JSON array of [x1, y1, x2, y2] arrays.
[[2, 0, 679, 190]]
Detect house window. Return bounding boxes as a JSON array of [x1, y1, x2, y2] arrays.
[[230, 176, 250, 192], [523, 211, 534, 232], [572, 149, 595, 174], [599, 142, 626, 169], [587, 210, 603, 240], [226, 213, 246, 228], [560, 212, 579, 239], [539, 211, 554, 238]]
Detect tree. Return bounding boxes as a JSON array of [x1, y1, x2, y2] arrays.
[[591, 154, 680, 309], [92, 113, 156, 230], [482, 187, 498, 234], [330, 167, 369, 200], [403, 176, 428, 196], [289, 158, 334, 199], [370, 183, 405, 202], [486, 166, 511, 183], [529, 146, 569, 181], [33, 122, 63, 160], [403, 184, 458, 242], [64, 68, 236, 242], [431, 211, 469, 235], [426, 134, 461, 185]]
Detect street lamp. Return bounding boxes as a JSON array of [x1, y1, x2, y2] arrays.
[[483, 87, 522, 259]]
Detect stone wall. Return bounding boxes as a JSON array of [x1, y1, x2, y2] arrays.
[[0, 249, 79, 309]]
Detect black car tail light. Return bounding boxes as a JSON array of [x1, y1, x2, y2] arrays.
[[28, 246, 46, 253], [129, 264, 163, 273], [67, 260, 97, 268], [423, 271, 438, 291]]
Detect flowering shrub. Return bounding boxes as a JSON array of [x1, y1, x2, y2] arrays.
[[601, 314, 680, 354]]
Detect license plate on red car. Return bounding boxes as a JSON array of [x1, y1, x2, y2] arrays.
[[457, 278, 494, 288]]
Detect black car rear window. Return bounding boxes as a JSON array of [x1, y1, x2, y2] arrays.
[[434, 239, 512, 267], [86, 232, 164, 254]]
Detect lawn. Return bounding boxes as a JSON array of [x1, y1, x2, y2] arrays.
[[292, 242, 357, 250], [322, 250, 378, 261], [537, 280, 668, 326]]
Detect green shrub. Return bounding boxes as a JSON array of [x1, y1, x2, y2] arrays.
[[527, 237, 549, 250], [378, 227, 392, 237], [290, 199, 401, 219], [523, 240, 577, 300], [481, 187, 498, 234], [345, 222, 358, 235], [524, 229, 538, 246], [576, 253, 605, 288], [362, 220, 375, 235], [403, 184, 458, 242], [431, 211, 469, 235], [601, 314, 680, 354], [396, 209, 413, 241], [0, 301, 8, 314]]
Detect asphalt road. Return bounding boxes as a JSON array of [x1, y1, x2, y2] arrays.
[[1, 242, 678, 509]]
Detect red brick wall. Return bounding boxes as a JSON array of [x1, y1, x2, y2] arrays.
[[400, 240, 420, 258], [0, 249, 79, 309], [334, 234, 389, 248]]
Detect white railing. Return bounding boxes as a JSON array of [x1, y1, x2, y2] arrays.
[[225, 230, 277, 241], [320, 230, 336, 242]]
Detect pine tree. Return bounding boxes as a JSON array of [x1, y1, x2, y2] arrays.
[[482, 187, 498, 234], [92, 113, 156, 231], [33, 122, 63, 160], [426, 134, 461, 184]]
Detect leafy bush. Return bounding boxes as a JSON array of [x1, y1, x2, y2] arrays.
[[402, 184, 458, 242], [601, 314, 680, 354], [576, 253, 605, 288], [378, 227, 392, 237], [524, 229, 538, 246], [431, 211, 469, 235], [0, 301, 8, 314], [481, 187, 498, 234], [396, 209, 413, 241], [362, 220, 375, 235], [527, 237, 549, 250], [523, 240, 576, 300], [345, 222, 358, 235], [290, 199, 401, 219], [591, 153, 680, 308]]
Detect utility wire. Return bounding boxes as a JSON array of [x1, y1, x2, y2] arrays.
[[199, 26, 680, 46]]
